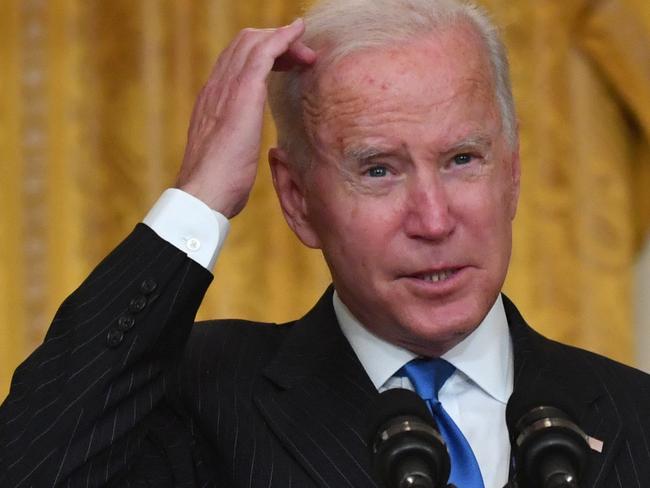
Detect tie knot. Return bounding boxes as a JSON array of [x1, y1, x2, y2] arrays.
[[401, 357, 455, 402]]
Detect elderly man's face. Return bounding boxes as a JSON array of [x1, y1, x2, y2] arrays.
[[275, 23, 519, 356]]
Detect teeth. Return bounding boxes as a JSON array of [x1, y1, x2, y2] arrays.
[[421, 270, 454, 282]]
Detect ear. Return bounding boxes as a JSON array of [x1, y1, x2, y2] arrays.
[[508, 137, 521, 220], [268, 147, 322, 249]]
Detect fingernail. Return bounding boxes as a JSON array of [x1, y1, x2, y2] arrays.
[[290, 18, 303, 27]]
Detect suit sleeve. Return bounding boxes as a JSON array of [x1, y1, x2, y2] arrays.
[[0, 224, 213, 487]]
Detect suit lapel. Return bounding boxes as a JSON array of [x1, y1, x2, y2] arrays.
[[504, 295, 623, 487], [254, 288, 380, 487], [254, 291, 625, 487]]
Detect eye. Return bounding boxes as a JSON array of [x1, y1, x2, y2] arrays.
[[365, 165, 388, 177], [453, 153, 474, 165]]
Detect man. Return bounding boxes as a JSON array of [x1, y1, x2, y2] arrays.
[[2, 0, 649, 487]]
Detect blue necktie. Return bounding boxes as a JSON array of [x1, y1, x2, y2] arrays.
[[401, 358, 485, 488]]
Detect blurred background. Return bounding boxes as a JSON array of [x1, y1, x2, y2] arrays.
[[1, 0, 649, 399]]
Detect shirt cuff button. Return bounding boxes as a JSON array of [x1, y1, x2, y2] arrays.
[[186, 237, 201, 252]]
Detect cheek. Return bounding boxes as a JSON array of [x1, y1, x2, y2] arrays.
[[307, 189, 358, 251], [451, 180, 513, 239], [325, 204, 398, 253], [312, 173, 396, 232], [312, 193, 402, 270]]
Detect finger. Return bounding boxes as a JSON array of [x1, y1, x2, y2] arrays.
[[207, 19, 306, 86], [288, 41, 317, 64], [240, 19, 312, 81], [232, 18, 304, 68], [200, 20, 310, 115], [213, 27, 279, 89], [278, 17, 307, 40], [201, 28, 276, 114], [207, 28, 267, 88], [272, 41, 317, 71]]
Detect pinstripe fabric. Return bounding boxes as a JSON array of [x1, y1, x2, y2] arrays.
[[505, 297, 650, 487], [1, 226, 650, 487], [0, 225, 215, 487]]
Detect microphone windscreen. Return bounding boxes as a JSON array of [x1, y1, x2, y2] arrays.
[[506, 375, 582, 435], [366, 388, 450, 488], [366, 388, 434, 443]]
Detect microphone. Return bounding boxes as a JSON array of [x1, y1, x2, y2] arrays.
[[507, 403, 590, 488], [367, 388, 451, 488]]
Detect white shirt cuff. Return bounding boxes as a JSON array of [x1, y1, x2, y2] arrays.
[[143, 188, 230, 270]]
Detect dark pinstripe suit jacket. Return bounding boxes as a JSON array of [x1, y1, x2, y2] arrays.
[[2, 224, 650, 487]]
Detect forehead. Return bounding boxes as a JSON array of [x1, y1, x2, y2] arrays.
[[303, 22, 498, 147]]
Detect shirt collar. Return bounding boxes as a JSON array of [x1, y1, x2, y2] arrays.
[[333, 292, 513, 404]]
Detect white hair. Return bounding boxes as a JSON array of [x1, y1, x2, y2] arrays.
[[268, 0, 517, 170]]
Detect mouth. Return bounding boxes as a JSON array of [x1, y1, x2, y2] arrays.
[[413, 269, 458, 283], [398, 267, 467, 294]]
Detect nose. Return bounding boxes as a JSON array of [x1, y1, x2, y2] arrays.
[[403, 173, 455, 241]]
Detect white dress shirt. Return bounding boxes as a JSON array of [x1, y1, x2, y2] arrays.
[[143, 188, 514, 488], [334, 292, 513, 488]]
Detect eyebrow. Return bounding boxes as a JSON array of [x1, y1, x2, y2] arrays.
[[342, 134, 494, 162], [441, 134, 493, 154], [342, 145, 393, 161]]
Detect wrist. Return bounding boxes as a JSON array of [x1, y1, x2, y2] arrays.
[[176, 182, 238, 218]]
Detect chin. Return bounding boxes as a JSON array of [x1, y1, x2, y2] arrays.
[[395, 326, 473, 357], [389, 299, 489, 354]]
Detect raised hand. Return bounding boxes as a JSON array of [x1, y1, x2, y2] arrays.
[[176, 18, 316, 218]]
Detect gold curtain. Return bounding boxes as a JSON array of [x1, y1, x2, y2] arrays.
[[1, 0, 649, 399]]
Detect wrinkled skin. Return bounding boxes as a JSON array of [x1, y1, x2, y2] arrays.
[[271, 21, 520, 356]]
